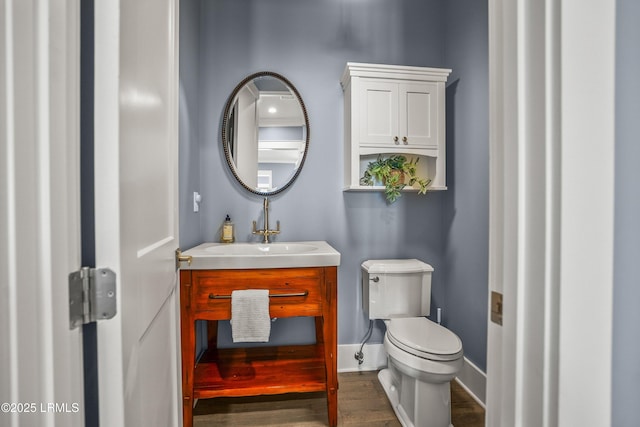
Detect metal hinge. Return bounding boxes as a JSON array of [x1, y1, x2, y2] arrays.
[[69, 267, 117, 329], [490, 291, 503, 326]]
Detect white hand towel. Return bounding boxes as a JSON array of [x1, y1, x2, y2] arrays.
[[231, 289, 271, 343]]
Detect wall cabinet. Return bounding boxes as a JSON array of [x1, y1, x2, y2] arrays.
[[341, 63, 451, 191]]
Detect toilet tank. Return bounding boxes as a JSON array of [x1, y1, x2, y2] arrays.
[[362, 259, 434, 319]]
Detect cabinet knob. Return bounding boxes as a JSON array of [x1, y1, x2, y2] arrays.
[[393, 136, 399, 144], [402, 136, 408, 144]]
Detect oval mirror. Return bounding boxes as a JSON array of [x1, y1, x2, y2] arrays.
[[222, 72, 309, 196]]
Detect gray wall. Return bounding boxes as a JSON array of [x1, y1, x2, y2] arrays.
[[442, 0, 489, 371], [179, 0, 202, 250], [613, 0, 640, 424], [179, 0, 490, 371]]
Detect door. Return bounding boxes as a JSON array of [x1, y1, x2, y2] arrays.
[[93, 1, 180, 426], [1, 1, 84, 426], [399, 82, 438, 148], [235, 85, 260, 188], [359, 80, 399, 146], [359, 80, 437, 148], [486, 0, 616, 425]]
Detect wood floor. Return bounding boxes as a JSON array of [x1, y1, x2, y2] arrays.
[[193, 371, 484, 426]]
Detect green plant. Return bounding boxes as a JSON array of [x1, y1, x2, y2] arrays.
[[360, 155, 431, 203]]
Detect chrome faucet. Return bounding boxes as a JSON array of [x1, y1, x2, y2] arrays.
[[252, 197, 280, 243]]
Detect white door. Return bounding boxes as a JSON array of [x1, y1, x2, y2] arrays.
[[399, 82, 437, 148], [486, 0, 616, 425], [1, 1, 84, 426], [235, 85, 260, 188], [93, 1, 180, 426], [359, 80, 399, 146]]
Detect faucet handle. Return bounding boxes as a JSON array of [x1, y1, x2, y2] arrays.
[[265, 221, 280, 237]]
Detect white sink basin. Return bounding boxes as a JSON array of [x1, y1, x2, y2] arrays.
[[182, 241, 341, 270], [205, 242, 319, 256]]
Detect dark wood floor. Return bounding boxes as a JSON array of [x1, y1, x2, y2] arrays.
[[193, 371, 485, 426]]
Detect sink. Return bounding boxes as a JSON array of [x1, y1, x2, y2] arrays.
[[205, 242, 319, 256], [182, 241, 341, 270]]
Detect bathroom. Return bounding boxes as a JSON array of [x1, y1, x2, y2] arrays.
[[179, 0, 488, 402], [3, 0, 638, 426]]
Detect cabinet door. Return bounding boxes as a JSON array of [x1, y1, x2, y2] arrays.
[[399, 82, 439, 147], [359, 80, 399, 146]]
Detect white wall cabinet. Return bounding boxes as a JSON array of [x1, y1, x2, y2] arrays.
[[341, 63, 451, 191]]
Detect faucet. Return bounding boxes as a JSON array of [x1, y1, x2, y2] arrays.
[[252, 197, 280, 243]]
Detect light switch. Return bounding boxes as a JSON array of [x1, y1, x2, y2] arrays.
[[193, 192, 202, 212]]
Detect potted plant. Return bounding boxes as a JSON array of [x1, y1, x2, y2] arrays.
[[360, 154, 432, 203]]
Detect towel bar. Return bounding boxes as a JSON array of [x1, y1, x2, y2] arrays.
[[209, 290, 309, 299]]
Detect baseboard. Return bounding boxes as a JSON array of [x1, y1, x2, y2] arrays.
[[337, 343, 387, 373], [455, 357, 486, 408], [338, 344, 486, 408]]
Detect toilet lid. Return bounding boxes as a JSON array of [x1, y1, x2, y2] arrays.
[[387, 317, 463, 362]]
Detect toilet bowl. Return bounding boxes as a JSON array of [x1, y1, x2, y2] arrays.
[[379, 317, 463, 427], [361, 260, 464, 427]]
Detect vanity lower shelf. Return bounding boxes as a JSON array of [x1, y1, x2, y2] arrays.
[[194, 344, 327, 398]]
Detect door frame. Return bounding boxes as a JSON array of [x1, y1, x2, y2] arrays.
[[93, 2, 126, 424], [1, 0, 84, 426], [486, 0, 616, 425]]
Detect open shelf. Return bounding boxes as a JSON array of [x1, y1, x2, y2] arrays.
[[194, 344, 327, 399], [344, 185, 447, 192]]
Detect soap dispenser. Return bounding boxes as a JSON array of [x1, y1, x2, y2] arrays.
[[221, 215, 235, 243]]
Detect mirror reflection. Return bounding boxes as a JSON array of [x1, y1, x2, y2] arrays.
[[222, 72, 309, 196]]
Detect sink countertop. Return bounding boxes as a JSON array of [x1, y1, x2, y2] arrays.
[[181, 241, 341, 270]]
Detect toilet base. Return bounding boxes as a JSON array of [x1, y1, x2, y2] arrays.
[[378, 363, 454, 427]]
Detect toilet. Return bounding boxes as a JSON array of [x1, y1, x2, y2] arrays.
[[362, 259, 463, 427]]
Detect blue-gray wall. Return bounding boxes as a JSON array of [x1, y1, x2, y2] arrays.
[[613, 0, 640, 424], [179, 0, 202, 250], [179, 0, 489, 371], [442, 0, 489, 371]]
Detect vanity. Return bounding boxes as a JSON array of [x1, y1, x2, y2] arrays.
[[179, 242, 340, 427]]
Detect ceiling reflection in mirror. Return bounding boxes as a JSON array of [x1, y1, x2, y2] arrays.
[[222, 72, 309, 196]]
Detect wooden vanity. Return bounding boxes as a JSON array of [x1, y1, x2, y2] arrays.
[[180, 265, 338, 427]]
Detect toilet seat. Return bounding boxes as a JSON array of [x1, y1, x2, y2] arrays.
[[386, 317, 463, 362]]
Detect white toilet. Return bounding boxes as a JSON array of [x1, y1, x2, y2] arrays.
[[362, 259, 464, 427]]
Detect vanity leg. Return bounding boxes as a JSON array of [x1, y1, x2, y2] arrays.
[[182, 397, 193, 427], [207, 320, 218, 349], [180, 271, 195, 427], [315, 316, 324, 345], [322, 267, 338, 427]]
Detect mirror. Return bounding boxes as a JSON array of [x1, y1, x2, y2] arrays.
[[222, 72, 309, 196]]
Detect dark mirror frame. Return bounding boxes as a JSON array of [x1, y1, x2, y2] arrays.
[[221, 71, 310, 196]]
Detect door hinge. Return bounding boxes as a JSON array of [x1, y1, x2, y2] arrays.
[[69, 267, 117, 329], [490, 291, 503, 326]]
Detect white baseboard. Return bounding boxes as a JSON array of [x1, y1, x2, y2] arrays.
[[455, 357, 486, 408], [338, 344, 486, 408], [337, 343, 387, 372]]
